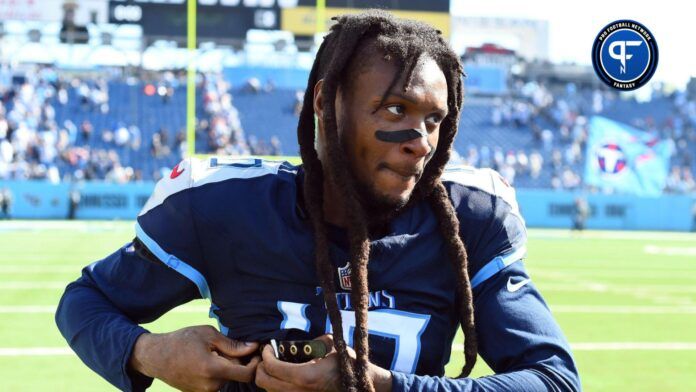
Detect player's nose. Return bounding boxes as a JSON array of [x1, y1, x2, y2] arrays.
[[400, 132, 432, 160]]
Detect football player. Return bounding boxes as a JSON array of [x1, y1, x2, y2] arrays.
[[56, 11, 580, 392]]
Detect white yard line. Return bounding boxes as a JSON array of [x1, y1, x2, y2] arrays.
[[0, 221, 133, 232], [644, 245, 696, 257], [550, 305, 696, 314], [2, 304, 696, 315], [0, 282, 70, 290], [450, 342, 696, 352], [570, 342, 696, 351], [1, 223, 695, 241], [533, 269, 696, 279], [6, 342, 696, 357], [0, 305, 211, 314], [0, 347, 74, 356], [0, 265, 82, 273], [538, 283, 696, 294], [527, 229, 696, 242]]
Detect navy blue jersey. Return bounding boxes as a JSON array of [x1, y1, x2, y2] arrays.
[[56, 157, 580, 391]]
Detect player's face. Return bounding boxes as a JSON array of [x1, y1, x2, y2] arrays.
[[337, 55, 448, 212]]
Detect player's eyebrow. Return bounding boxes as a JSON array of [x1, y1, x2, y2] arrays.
[[386, 91, 418, 104]]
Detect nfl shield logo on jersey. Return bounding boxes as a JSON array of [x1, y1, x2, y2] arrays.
[[338, 262, 351, 291]]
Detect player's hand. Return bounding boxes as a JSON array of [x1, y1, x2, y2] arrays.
[[255, 334, 392, 392], [129, 325, 260, 392]]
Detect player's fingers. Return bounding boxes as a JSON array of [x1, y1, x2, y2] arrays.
[[261, 345, 314, 385], [208, 353, 259, 383], [245, 355, 262, 370], [211, 335, 259, 358], [261, 343, 280, 364], [255, 362, 307, 392]]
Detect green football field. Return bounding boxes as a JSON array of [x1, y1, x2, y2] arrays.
[[1, 220, 695, 391]]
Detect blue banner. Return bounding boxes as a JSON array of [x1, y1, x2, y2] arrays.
[[1, 180, 694, 231], [0, 181, 69, 219], [584, 116, 672, 196]]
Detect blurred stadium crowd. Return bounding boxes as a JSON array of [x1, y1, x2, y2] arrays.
[[0, 63, 694, 194]]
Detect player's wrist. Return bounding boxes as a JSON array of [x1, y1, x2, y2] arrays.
[[129, 332, 159, 378], [369, 362, 393, 392]]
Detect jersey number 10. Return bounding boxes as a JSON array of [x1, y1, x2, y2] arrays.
[[278, 301, 431, 373]]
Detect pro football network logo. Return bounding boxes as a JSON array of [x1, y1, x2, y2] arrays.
[[338, 262, 351, 291], [591, 20, 658, 91], [596, 143, 627, 174]]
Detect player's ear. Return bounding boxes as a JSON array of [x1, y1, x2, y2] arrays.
[[313, 79, 324, 125]]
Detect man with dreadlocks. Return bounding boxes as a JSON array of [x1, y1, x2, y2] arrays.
[[56, 11, 580, 392]]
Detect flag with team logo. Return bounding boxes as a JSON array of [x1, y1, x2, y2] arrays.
[[584, 116, 672, 196]]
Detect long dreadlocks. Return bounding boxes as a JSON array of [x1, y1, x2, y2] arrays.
[[296, 10, 477, 392]]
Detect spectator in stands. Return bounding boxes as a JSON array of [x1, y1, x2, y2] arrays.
[[665, 166, 682, 193], [561, 167, 581, 190], [464, 145, 479, 167], [269, 136, 282, 156], [245, 77, 262, 94], [150, 132, 171, 158], [157, 84, 174, 104], [130, 126, 142, 151], [516, 150, 529, 176], [294, 90, 304, 116], [541, 128, 554, 151], [114, 124, 130, 147], [80, 120, 93, 142], [92, 79, 110, 114], [681, 167, 695, 194], [500, 164, 516, 185], [77, 81, 91, 110], [529, 151, 543, 179], [57, 82, 69, 106], [105, 162, 134, 184]]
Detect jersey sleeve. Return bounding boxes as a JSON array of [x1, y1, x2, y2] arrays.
[[55, 242, 200, 391], [135, 158, 210, 299], [442, 166, 527, 290], [390, 261, 581, 391]]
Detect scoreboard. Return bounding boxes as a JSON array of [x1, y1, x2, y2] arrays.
[[108, 0, 450, 40], [108, 0, 282, 39]]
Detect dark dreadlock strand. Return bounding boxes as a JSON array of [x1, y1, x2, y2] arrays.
[[423, 37, 478, 378], [429, 181, 477, 377], [297, 35, 358, 392], [297, 10, 478, 390], [318, 16, 377, 392]]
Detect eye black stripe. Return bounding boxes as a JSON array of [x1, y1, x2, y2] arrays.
[[375, 128, 427, 143]]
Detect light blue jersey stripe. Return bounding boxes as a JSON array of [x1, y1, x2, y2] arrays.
[[135, 222, 233, 335], [471, 247, 527, 289], [134, 222, 211, 299]]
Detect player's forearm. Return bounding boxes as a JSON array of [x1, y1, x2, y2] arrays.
[[56, 277, 153, 391]]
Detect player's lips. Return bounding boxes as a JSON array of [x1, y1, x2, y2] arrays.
[[380, 163, 422, 181]]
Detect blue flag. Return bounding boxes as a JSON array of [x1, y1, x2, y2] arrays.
[[584, 116, 673, 196]]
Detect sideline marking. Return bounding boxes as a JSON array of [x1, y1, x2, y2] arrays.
[[7, 342, 696, 357]]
